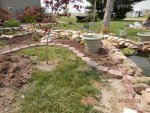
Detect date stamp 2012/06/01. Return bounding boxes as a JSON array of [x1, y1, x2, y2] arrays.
[[118, 99, 141, 103]]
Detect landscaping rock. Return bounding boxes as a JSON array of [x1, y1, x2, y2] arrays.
[[127, 69, 135, 76], [76, 53, 85, 57], [134, 94, 150, 112], [119, 41, 125, 45], [107, 69, 123, 79], [131, 77, 150, 85], [87, 61, 98, 68], [96, 65, 109, 73], [142, 90, 150, 105], [132, 83, 150, 94]]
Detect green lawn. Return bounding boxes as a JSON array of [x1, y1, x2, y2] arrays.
[[55, 16, 148, 41], [16, 46, 101, 113]]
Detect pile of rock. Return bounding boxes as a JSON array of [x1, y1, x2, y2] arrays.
[[105, 35, 150, 52], [131, 77, 150, 112]]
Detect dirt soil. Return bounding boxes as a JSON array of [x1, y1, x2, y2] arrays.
[[52, 39, 118, 69], [0, 35, 40, 53], [0, 54, 32, 113]]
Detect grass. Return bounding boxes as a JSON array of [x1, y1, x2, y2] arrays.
[[16, 46, 101, 113], [54, 16, 148, 41]]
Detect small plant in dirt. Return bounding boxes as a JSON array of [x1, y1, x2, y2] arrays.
[[116, 24, 127, 38], [75, 36, 82, 43], [121, 48, 136, 56], [0, 40, 6, 47], [3, 19, 20, 27], [55, 33, 62, 39], [82, 23, 90, 30]]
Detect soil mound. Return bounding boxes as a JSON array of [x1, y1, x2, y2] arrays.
[[0, 54, 32, 113]]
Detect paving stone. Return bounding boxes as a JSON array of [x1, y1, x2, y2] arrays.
[[76, 53, 85, 57], [20, 45, 29, 49], [68, 47, 75, 50], [96, 65, 109, 73], [48, 43, 55, 45], [86, 61, 99, 68], [107, 69, 123, 79], [72, 49, 80, 54], [55, 43, 63, 46], [62, 45, 70, 47], [1, 50, 11, 54], [29, 44, 37, 47], [11, 48, 21, 51], [81, 57, 91, 62]]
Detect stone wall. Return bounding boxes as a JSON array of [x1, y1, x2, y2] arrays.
[[0, 32, 32, 44]]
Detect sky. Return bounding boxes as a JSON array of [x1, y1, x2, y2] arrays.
[[41, 0, 150, 13]]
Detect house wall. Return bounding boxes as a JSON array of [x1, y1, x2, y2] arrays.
[[0, 0, 41, 15]]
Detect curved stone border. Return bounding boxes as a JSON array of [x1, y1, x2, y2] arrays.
[[0, 41, 143, 112]]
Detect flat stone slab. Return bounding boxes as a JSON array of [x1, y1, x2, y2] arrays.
[[81, 57, 91, 62], [96, 65, 109, 73], [107, 69, 123, 79], [62, 45, 70, 47], [72, 49, 80, 54], [87, 60, 99, 68], [48, 43, 55, 45], [11, 48, 21, 51], [76, 53, 85, 57], [55, 43, 63, 46], [68, 47, 76, 50]]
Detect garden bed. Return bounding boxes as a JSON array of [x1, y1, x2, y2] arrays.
[[0, 54, 32, 113], [52, 38, 118, 69]]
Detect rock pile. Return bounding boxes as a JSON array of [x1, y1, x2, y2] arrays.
[[105, 36, 150, 52]]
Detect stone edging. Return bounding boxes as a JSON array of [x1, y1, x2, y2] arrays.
[[0, 42, 143, 112], [0, 42, 123, 79]]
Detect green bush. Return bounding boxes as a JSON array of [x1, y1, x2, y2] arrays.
[[122, 48, 136, 56], [21, 16, 36, 23], [3, 19, 20, 27]]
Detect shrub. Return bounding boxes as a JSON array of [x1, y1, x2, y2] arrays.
[[115, 26, 127, 38], [18, 6, 56, 23], [21, 16, 36, 23], [3, 19, 20, 27], [121, 48, 136, 56]]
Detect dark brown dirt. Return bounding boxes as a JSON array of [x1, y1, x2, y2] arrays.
[[0, 34, 40, 53], [0, 54, 32, 113], [52, 39, 118, 69]]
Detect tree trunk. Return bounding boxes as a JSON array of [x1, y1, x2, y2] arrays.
[[101, 0, 113, 34], [93, 0, 97, 22]]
